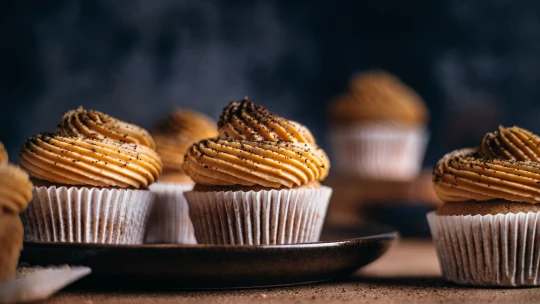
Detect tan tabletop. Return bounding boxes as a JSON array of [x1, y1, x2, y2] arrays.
[[44, 240, 540, 304]]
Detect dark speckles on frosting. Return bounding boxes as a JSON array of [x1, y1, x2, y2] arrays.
[[19, 133, 162, 189], [433, 126, 540, 204], [183, 98, 329, 188], [57, 107, 156, 149]]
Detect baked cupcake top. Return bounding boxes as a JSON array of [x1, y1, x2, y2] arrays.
[[433, 126, 540, 204], [0, 141, 7, 164], [58, 107, 155, 149], [19, 133, 162, 189], [329, 70, 428, 126], [0, 164, 32, 213], [183, 98, 330, 188], [153, 109, 218, 174]]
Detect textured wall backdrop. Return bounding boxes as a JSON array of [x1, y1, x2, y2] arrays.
[[3, 0, 540, 166]]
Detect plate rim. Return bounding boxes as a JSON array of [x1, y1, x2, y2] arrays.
[[22, 230, 398, 250]]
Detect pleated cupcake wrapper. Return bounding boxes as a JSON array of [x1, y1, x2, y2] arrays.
[[20, 186, 154, 244], [427, 211, 540, 286], [331, 124, 429, 181], [145, 182, 197, 244], [184, 186, 332, 245]]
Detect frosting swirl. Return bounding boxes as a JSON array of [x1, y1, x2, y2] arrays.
[[0, 164, 32, 213], [153, 109, 218, 172], [330, 70, 428, 125], [481, 125, 540, 161], [218, 98, 315, 144], [433, 147, 540, 203], [184, 99, 329, 188], [183, 139, 329, 188], [0, 141, 7, 164], [19, 133, 162, 188], [58, 107, 155, 149]]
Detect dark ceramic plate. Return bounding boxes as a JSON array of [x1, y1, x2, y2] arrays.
[[20, 225, 397, 289]]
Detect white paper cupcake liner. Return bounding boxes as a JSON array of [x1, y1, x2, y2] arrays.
[[427, 211, 540, 286], [184, 186, 332, 245], [20, 186, 154, 244], [145, 182, 197, 244], [331, 124, 429, 181]]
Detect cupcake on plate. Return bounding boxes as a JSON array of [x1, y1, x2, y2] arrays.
[[0, 142, 32, 283], [428, 125, 540, 286], [183, 98, 332, 245], [19, 108, 162, 244], [145, 109, 218, 244], [329, 70, 429, 180]]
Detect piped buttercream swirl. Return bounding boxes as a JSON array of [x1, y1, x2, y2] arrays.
[[218, 98, 315, 144], [58, 107, 155, 149], [481, 125, 540, 161], [153, 109, 218, 172], [433, 141, 540, 203], [330, 70, 428, 125], [19, 133, 162, 188], [184, 99, 329, 188], [0, 164, 32, 213], [0, 141, 7, 164]]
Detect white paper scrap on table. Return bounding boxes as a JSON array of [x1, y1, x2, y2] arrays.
[[0, 266, 91, 303]]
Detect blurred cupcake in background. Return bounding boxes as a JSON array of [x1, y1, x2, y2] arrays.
[[19, 108, 162, 244], [183, 98, 332, 245], [329, 70, 429, 180], [0, 141, 32, 283], [146, 109, 218, 244]]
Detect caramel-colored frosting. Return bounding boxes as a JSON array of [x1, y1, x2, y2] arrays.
[[218, 98, 315, 144], [0, 164, 32, 213], [433, 125, 540, 203], [184, 99, 330, 188], [481, 125, 540, 161], [58, 107, 155, 149], [19, 133, 162, 188], [153, 109, 218, 172], [0, 141, 7, 164], [330, 70, 428, 125]]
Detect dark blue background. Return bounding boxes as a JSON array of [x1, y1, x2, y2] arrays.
[[3, 0, 539, 166]]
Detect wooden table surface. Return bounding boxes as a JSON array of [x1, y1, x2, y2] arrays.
[[44, 240, 540, 304]]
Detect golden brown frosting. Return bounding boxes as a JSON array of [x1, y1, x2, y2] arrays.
[[0, 164, 32, 213], [330, 70, 428, 125], [153, 109, 218, 172], [183, 99, 329, 188], [183, 139, 329, 188], [218, 98, 315, 144], [19, 133, 162, 189], [433, 146, 540, 204], [58, 107, 155, 149], [481, 125, 540, 161], [0, 141, 7, 164]]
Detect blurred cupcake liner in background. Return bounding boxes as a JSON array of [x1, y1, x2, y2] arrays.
[[329, 70, 430, 181], [145, 109, 218, 244]]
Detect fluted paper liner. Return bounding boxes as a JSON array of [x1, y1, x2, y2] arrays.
[[331, 124, 429, 181], [185, 186, 332, 245], [427, 211, 540, 286], [20, 186, 154, 244], [145, 182, 197, 244]]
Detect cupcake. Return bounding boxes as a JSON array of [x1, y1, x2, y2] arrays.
[[183, 98, 332, 245], [428, 125, 540, 286], [329, 70, 429, 180], [0, 142, 32, 283], [19, 108, 162, 244], [145, 109, 218, 244]]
